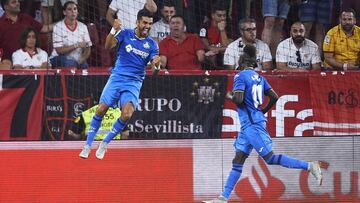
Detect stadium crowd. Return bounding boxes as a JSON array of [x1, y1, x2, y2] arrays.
[[0, 0, 359, 71]]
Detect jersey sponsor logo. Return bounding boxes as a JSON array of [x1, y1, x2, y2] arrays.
[[125, 44, 150, 58], [288, 61, 310, 69]]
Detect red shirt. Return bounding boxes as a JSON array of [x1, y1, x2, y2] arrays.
[[0, 13, 42, 60], [199, 21, 222, 45], [159, 33, 205, 70]]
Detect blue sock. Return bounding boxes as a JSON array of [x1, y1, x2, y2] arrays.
[[86, 114, 103, 147], [103, 118, 127, 143], [266, 154, 308, 170], [221, 163, 243, 199]]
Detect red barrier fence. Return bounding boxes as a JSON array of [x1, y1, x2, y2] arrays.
[[1, 69, 360, 140]]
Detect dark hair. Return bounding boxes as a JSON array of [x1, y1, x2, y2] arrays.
[[162, 0, 175, 8], [238, 18, 256, 30], [170, 14, 184, 22], [340, 8, 356, 17], [137, 8, 153, 20], [211, 1, 227, 13], [238, 45, 257, 69], [1, 0, 9, 10], [19, 27, 40, 48], [62, 0, 77, 11]]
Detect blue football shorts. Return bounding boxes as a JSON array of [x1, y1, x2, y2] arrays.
[[234, 121, 273, 157], [99, 74, 142, 110]]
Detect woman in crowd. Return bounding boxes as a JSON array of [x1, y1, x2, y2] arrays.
[[12, 27, 48, 69]]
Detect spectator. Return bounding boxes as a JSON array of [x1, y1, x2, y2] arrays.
[[323, 8, 360, 70], [0, 0, 52, 62], [150, 0, 175, 42], [341, 0, 360, 24], [199, 2, 230, 69], [276, 21, 321, 71], [261, 0, 290, 59], [12, 27, 48, 69], [159, 15, 205, 70], [0, 48, 12, 69], [106, 0, 157, 28], [299, 0, 333, 57], [224, 18, 272, 70], [50, 1, 92, 69], [40, 0, 78, 25]]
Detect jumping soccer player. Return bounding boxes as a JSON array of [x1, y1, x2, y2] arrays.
[[203, 45, 323, 203], [79, 8, 160, 159]]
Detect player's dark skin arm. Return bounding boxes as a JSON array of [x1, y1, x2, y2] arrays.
[[226, 90, 245, 107], [262, 89, 279, 114]]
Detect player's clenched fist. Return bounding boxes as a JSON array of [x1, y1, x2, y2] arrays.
[[113, 19, 122, 31], [152, 55, 161, 67]]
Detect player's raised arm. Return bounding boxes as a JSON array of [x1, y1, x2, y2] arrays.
[[105, 19, 122, 50]]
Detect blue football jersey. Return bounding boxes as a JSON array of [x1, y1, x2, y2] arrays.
[[233, 69, 272, 129], [112, 29, 159, 80]]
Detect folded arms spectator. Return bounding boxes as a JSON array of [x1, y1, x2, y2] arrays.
[[50, 1, 92, 69]]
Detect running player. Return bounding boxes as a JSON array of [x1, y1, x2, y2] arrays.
[[203, 45, 323, 203]]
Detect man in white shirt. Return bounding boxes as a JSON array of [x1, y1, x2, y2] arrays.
[[150, 0, 175, 42], [50, 1, 92, 69], [106, 0, 157, 28], [224, 18, 272, 70], [276, 21, 321, 71]]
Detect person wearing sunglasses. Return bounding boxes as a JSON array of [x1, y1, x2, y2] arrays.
[[276, 21, 321, 71], [224, 18, 272, 70]]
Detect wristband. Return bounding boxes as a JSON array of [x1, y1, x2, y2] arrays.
[[110, 27, 117, 35], [343, 63, 348, 71]]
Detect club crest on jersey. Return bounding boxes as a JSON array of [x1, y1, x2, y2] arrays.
[[143, 42, 150, 49]]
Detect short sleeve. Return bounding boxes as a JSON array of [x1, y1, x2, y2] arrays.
[[323, 30, 335, 53], [193, 35, 205, 51], [312, 46, 322, 64], [262, 76, 272, 92], [12, 50, 22, 66], [52, 23, 63, 48], [84, 25, 93, 47], [223, 45, 236, 66], [159, 39, 168, 56], [262, 43, 272, 62], [115, 29, 126, 44], [233, 73, 245, 91], [275, 41, 288, 63]]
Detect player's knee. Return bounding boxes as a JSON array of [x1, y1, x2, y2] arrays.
[[233, 151, 248, 165], [96, 103, 109, 117], [121, 108, 134, 121], [263, 151, 275, 165]]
